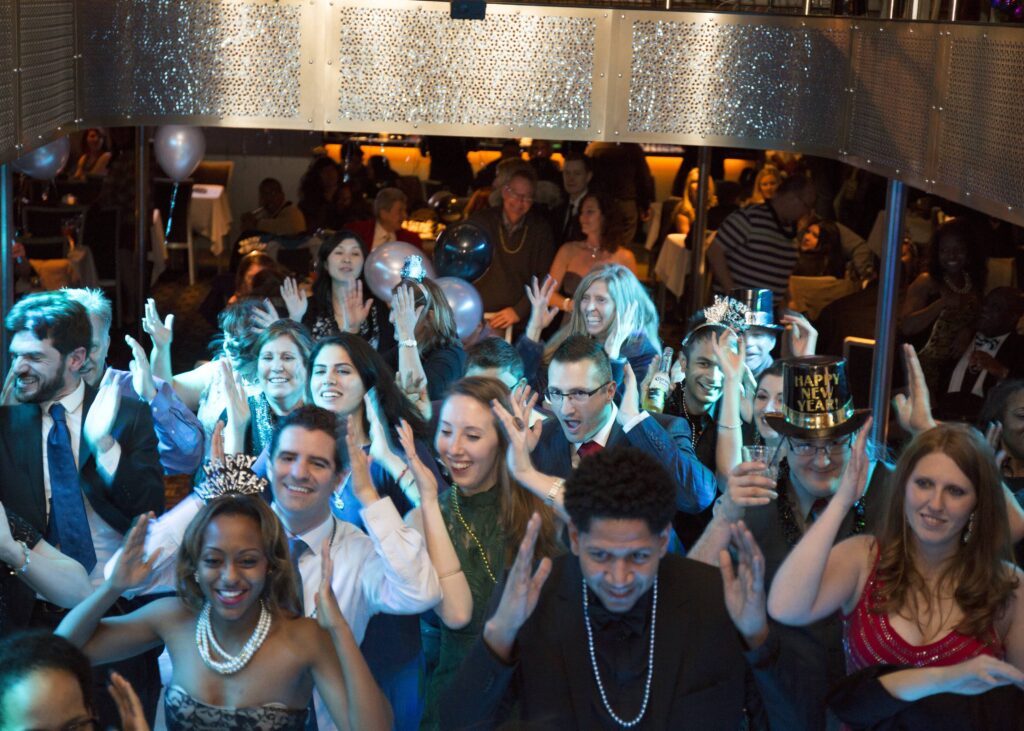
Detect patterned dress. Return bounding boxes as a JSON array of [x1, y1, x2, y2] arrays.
[[164, 685, 307, 731], [0, 512, 40, 635]]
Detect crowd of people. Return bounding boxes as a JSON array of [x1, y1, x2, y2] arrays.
[[3, 139, 1024, 731]]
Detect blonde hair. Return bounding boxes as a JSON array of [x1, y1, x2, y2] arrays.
[[675, 168, 718, 224], [749, 164, 782, 205]]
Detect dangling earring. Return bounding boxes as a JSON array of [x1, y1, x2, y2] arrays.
[[962, 512, 975, 544]]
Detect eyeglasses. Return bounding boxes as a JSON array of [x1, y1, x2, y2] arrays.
[[787, 436, 852, 458], [544, 382, 610, 405], [504, 186, 534, 204]]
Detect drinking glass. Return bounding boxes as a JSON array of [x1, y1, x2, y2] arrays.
[[742, 444, 779, 480]]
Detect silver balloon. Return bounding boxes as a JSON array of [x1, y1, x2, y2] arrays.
[[12, 136, 71, 180], [154, 125, 206, 182], [364, 241, 436, 301], [436, 276, 484, 341]]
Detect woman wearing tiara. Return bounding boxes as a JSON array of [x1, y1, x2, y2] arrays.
[[56, 497, 392, 731]]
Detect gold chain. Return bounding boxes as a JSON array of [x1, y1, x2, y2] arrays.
[[499, 223, 528, 255], [450, 487, 497, 584]]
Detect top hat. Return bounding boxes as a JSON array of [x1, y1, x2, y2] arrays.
[[728, 288, 784, 331], [763, 356, 871, 439]]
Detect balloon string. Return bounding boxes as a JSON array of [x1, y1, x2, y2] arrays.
[[165, 182, 178, 239]]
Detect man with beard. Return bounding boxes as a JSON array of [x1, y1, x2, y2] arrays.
[[62, 288, 203, 475], [0, 290, 164, 725]]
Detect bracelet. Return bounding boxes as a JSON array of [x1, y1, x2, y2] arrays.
[[438, 567, 464, 580], [545, 478, 565, 506], [8, 540, 30, 576], [396, 465, 410, 484], [717, 423, 742, 430], [399, 339, 417, 348]]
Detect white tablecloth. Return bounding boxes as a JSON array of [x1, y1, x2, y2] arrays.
[[189, 184, 232, 256], [654, 233, 691, 298]]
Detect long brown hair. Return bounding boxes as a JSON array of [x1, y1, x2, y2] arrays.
[[176, 495, 300, 617], [873, 424, 1016, 639], [393, 277, 461, 353], [443, 377, 561, 562]]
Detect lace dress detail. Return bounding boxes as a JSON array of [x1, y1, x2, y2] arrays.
[[0, 512, 40, 635], [164, 685, 307, 731], [309, 301, 381, 348], [843, 551, 1001, 673]]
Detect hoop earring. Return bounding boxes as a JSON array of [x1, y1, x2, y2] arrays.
[[962, 512, 975, 545]]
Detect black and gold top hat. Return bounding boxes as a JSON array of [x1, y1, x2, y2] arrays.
[[763, 356, 871, 439], [728, 288, 784, 331]]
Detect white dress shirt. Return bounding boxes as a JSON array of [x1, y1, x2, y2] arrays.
[[372, 221, 391, 249], [568, 404, 649, 468], [947, 332, 1009, 396], [42, 379, 122, 584]]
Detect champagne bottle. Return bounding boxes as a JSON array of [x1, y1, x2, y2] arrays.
[[642, 347, 674, 413]]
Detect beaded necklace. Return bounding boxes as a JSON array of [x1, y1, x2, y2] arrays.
[[450, 486, 497, 584], [943, 271, 973, 296], [499, 222, 528, 255], [775, 459, 866, 547], [582, 576, 658, 728], [679, 393, 704, 451]]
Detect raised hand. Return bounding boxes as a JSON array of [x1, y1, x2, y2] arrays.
[[721, 462, 779, 521], [108, 672, 150, 731], [492, 391, 539, 478], [0, 363, 18, 406], [395, 370, 431, 421], [209, 420, 226, 463], [834, 418, 872, 510], [391, 285, 423, 343], [364, 389, 397, 469], [618, 361, 642, 423], [125, 334, 157, 402], [280, 277, 309, 321], [781, 311, 818, 357], [251, 299, 281, 333], [719, 521, 768, 648], [524, 275, 560, 340], [482, 513, 553, 661], [340, 280, 373, 334], [713, 331, 745, 383], [83, 368, 121, 455], [108, 513, 162, 593], [141, 298, 174, 351], [345, 415, 379, 506], [604, 300, 639, 360], [314, 540, 350, 634], [396, 419, 439, 504], [892, 343, 937, 435], [220, 360, 251, 454], [985, 421, 1009, 475]]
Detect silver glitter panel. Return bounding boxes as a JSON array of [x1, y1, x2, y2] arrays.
[[935, 35, 1024, 215], [332, 6, 595, 132], [626, 17, 850, 149], [19, 0, 76, 143], [845, 25, 934, 178], [0, 1, 16, 153], [79, 0, 302, 121]]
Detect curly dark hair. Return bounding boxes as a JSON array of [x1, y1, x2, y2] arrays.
[[5, 291, 91, 357], [564, 446, 676, 534]]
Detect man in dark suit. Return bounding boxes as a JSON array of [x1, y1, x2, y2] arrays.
[[0, 291, 163, 724], [549, 152, 592, 247], [440, 447, 793, 730], [527, 335, 715, 516]]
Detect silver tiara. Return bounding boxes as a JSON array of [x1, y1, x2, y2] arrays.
[[400, 255, 427, 283], [702, 296, 751, 332], [194, 454, 268, 502]]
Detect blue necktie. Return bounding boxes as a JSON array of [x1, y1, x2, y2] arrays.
[[46, 403, 96, 572]]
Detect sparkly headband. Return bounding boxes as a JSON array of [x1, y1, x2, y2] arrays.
[[194, 454, 269, 503], [400, 255, 427, 283]]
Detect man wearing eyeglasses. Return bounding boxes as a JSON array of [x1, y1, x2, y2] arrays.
[[469, 167, 556, 334], [527, 335, 716, 516]]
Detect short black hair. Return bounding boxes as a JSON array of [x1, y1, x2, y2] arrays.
[[550, 334, 612, 385], [270, 404, 344, 473], [465, 337, 525, 381], [0, 631, 94, 725], [561, 151, 592, 174], [681, 322, 728, 359], [564, 447, 676, 534], [5, 291, 91, 357]]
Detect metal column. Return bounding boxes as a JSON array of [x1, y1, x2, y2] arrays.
[[687, 146, 711, 318], [868, 179, 906, 447], [0, 164, 11, 373]]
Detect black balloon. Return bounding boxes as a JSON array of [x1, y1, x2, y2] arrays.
[[428, 190, 464, 224], [433, 222, 492, 281]]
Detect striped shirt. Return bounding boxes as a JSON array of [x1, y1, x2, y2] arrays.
[[717, 203, 799, 305]]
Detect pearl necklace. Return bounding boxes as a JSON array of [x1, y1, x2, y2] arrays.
[[582, 576, 658, 728], [196, 600, 272, 675]]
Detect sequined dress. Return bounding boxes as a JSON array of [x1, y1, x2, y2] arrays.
[[164, 685, 307, 731], [0, 512, 40, 635], [843, 551, 1000, 673], [421, 486, 506, 731]]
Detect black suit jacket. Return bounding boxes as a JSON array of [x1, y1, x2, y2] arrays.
[[440, 555, 792, 730], [0, 385, 163, 630], [531, 413, 716, 514], [550, 197, 584, 247]]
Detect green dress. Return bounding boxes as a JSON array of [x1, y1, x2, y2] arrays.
[[421, 485, 506, 730]]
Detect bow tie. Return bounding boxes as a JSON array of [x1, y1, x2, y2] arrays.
[[586, 589, 650, 638], [975, 334, 1001, 350]]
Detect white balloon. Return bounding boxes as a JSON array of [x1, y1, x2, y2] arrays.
[[12, 136, 71, 180], [154, 126, 205, 182]]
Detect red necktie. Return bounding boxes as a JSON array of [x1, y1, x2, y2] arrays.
[[577, 441, 603, 460]]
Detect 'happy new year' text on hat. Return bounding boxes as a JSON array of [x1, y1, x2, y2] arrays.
[[763, 356, 871, 439]]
